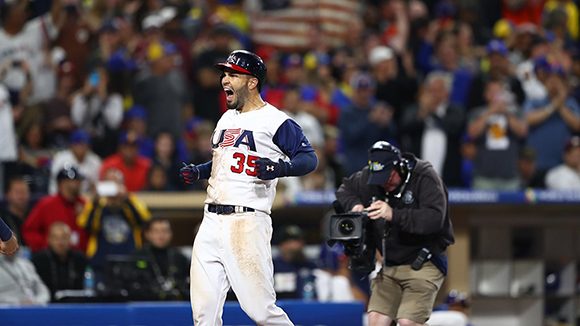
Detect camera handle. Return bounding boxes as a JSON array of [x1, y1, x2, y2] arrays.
[[376, 196, 391, 266]]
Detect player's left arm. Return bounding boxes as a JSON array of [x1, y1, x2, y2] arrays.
[[256, 119, 318, 180]]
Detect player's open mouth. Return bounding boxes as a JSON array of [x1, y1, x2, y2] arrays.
[[224, 87, 234, 101]]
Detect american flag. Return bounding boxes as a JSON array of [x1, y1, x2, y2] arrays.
[[249, 0, 361, 50]]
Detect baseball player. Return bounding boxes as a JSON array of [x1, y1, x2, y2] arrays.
[[180, 50, 318, 326]]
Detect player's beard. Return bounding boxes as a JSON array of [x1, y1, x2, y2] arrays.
[[226, 84, 250, 111]]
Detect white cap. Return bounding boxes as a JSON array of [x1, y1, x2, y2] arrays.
[[159, 7, 177, 23], [142, 14, 163, 30], [368, 46, 394, 66]]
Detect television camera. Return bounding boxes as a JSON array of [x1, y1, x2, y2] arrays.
[[327, 210, 376, 274]]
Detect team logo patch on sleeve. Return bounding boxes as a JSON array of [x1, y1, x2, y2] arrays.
[[403, 191, 414, 204]]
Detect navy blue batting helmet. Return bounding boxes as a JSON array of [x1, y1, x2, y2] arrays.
[[215, 50, 267, 89]]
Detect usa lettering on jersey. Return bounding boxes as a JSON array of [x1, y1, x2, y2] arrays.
[[213, 128, 257, 151]]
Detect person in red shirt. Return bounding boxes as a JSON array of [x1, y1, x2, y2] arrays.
[[23, 167, 87, 252], [100, 131, 152, 192]]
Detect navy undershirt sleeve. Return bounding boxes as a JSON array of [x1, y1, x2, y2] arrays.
[[0, 218, 13, 241], [197, 161, 213, 180], [273, 119, 318, 176]]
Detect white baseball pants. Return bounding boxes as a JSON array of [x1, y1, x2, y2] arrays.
[[190, 209, 294, 326]]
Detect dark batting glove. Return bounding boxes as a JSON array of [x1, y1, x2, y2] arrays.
[[256, 158, 288, 180], [180, 163, 200, 184]]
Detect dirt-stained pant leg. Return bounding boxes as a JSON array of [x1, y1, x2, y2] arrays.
[[222, 211, 294, 326], [190, 211, 231, 326]]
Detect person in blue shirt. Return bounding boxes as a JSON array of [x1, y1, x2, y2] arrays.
[[523, 60, 580, 172]]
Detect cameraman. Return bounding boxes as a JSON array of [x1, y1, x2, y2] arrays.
[[336, 141, 454, 326]]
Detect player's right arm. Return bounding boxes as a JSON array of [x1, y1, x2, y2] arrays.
[[180, 161, 213, 184]]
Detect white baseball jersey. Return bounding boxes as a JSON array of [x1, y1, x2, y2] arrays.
[[206, 103, 311, 213], [0, 14, 58, 104]]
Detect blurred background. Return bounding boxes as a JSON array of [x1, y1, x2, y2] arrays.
[[0, 0, 580, 325]]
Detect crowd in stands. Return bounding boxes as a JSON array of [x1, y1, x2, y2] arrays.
[[0, 0, 579, 203], [1, 0, 580, 315]]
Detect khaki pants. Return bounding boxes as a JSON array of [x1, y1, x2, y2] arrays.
[[368, 262, 444, 323]]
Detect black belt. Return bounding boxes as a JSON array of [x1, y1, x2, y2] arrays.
[[207, 204, 255, 215]]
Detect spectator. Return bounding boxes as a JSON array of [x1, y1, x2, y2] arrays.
[[272, 225, 318, 300], [466, 39, 525, 112], [78, 168, 151, 281], [49, 129, 102, 195], [515, 35, 550, 102], [517, 147, 546, 189], [509, 23, 540, 66], [124, 105, 155, 158], [467, 79, 528, 190], [303, 54, 340, 126], [103, 18, 139, 102], [400, 72, 465, 187], [369, 45, 418, 123], [524, 63, 580, 172], [100, 131, 152, 192], [89, 18, 126, 74], [23, 166, 87, 253], [0, 0, 63, 105], [0, 55, 32, 130], [31, 222, 87, 302], [545, 135, 580, 189], [185, 119, 214, 165], [338, 73, 397, 175], [19, 121, 54, 174], [0, 254, 50, 305], [41, 60, 77, 149], [85, 0, 127, 32], [418, 31, 473, 108], [543, 1, 578, 46], [0, 176, 31, 245], [147, 164, 171, 191], [260, 50, 286, 111], [71, 66, 124, 157], [151, 131, 185, 190], [38, 61, 77, 148], [133, 41, 192, 140], [282, 53, 308, 89], [134, 217, 190, 300], [53, 1, 92, 82]]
